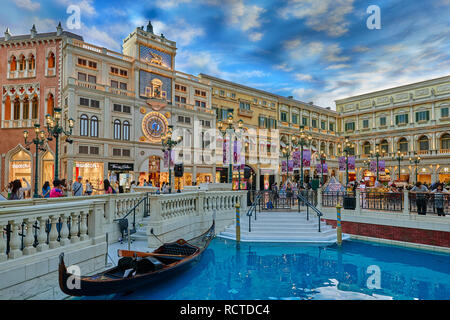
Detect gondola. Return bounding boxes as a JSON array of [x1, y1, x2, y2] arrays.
[[58, 221, 215, 297]]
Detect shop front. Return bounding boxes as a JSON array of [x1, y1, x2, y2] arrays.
[[73, 161, 104, 193], [260, 168, 275, 190], [417, 167, 432, 184], [41, 151, 54, 185], [9, 150, 32, 183], [108, 162, 134, 193], [438, 166, 450, 183]]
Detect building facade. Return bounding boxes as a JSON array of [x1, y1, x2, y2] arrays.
[[0, 24, 82, 195], [335, 75, 450, 185]]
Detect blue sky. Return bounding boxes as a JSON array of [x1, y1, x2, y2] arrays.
[[3, 0, 450, 109]]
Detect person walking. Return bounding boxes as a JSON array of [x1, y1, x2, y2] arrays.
[[49, 180, 64, 198], [432, 184, 448, 216], [42, 181, 51, 198], [72, 176, 83, 196], [8, 178, 31, 200], [411, 181, 429, 215]]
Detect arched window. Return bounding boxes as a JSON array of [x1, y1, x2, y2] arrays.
[[80, 114, 89, 136], [363, 141, 371, 155], [320, 142, 326, 153], [380, 139, 389, 154], [123, 121, 130, 140], [23, 96, 29, 119], [32, 96, 38, 119], [4, 96, 11, 120], [18, 55, 26, 71], [47, 93, 54, 116], [48, 52, 55, 69], [90, 116, 98, 137], [10, 55, 17, 72], [418, 136, 429, 151], [28, 54, 35, 70], [329, 143, 334, 156], [114, 119, 121, 139], [441, 134, 450, 150], [13, 97, 20, 120], [399, 138, 408, 153]]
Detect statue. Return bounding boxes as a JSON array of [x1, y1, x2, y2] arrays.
[[146, 21, 153, 34]]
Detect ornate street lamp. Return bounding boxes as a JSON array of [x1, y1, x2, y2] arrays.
[[45, 107, 74, 180], [282, 145, 292, 182], [393, 150, 404, 182], [340, 136, 354, 186], [218, 115, 244, 188], [409, 154, 421, 183], [24, 123, 46, 198], [161, 125, 182, 194], [319, 152, 326, 186], [369, 143, 381, 181], [298, 125, 313, 186]]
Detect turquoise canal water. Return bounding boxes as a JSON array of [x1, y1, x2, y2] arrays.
[[85, 238, 450, 300]]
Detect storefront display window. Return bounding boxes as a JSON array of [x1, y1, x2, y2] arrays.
[[42, 152, 54, 185], [9, 150, 31, 183], [74, 162, 104, 194]]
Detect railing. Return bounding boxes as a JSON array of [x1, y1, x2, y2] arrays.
[[321, 191, 353, 207], [246, 191, 263, 232], [254, 190, 317, 211], [360, 192, 403, 212], [113, 193, 150, 235], [297, 192, 323, 232], [0, 200, 96, 261], [409, 192, 450, 215]]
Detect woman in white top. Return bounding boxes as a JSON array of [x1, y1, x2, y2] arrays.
[[85, 180, 93, 196], [8, 178, 31, 200]]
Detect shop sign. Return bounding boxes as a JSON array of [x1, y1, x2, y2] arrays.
[[108, 162, 134, 171], [76, 162, 100, 169], [11, 163, 30, 169]]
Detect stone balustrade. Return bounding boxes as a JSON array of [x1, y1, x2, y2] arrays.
[[147, 190, 247, 248]]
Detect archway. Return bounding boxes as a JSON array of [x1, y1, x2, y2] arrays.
[[9, 149, 32, 183]]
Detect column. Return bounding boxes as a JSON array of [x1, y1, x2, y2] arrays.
[[19, 100, 24, 125], [193, 165, 197, 184], [212, 164, 217, 183], [390, 109, 394, 127], [256, 166, 261, 191]]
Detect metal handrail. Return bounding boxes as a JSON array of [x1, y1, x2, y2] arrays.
[[246, 191, 263, 232], [113, 193, 150, 232], [297, 192, 323, 232]]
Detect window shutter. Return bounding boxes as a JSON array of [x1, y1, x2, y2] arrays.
[[415, 112, 419, 122], [426, 110, 429, 121]]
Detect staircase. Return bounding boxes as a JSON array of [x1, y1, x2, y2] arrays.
[[130, 215, 151, 242], [218, 210, 350, 244]]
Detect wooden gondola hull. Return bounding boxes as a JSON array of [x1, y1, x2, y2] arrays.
[[59, 222, 215, 297]]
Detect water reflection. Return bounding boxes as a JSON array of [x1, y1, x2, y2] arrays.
[[85, 238, 450, 300]]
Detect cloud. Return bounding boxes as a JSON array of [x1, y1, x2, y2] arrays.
[[294, 73, 313, 81], [292, 87, 314, 100], [324, 44, 350, 62], [283, 38, 301, 50], [249, 32, 263, 42], [79, 24, 121, 50], [325, 64, 351, 70], [153, 0, 191, 9], [274, 63, 294, 72], [353, 45, 371, 53], [152, 19, 205, 46], [279, 0, 355, 37], [12, 0, 40, 11]]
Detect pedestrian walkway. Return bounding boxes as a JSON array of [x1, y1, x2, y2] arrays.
[[218, 210, 350, 244]]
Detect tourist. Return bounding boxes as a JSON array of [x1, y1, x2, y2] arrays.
[[130, 181, 136, 193], [143, 179, 149, 186], [85, 180, 93, 196], [8, 178, 31, 200], [42, 181, 51, 198], [410, 181, 429, 215], [103, 179, 115, 194], [432, 184, 448, 216], [72, 176, 83, 196], [61, 179, 68, 196], [49, 180, 64, 198]]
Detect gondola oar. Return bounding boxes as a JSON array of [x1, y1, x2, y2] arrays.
[[118, 249, 188, 259]]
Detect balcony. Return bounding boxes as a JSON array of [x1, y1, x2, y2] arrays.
[[417, 150, 430, 155], [7, 69, 36, 79], [439, 149, 450, 154], [71, 78, 134, 97], [1, 119, 38, 129], [238, 108, 253, 118]]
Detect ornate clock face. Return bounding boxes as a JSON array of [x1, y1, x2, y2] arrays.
[[142, 111, 169, 143]]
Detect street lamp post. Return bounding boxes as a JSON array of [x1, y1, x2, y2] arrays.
[[409, 154, 421, 183], [298, 125, 312, 186], [44, 107, 74, 181], [218, 115, 243, 188], [320, 152, 326, 186], [370, 143, 381, 181], [24, 123, 47, 198], [393, 150, 404, 182], [341, 136, 354, 186], [282, 145, 291, 183], [161, 125, 182, 194]]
